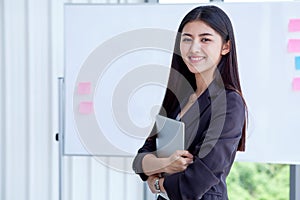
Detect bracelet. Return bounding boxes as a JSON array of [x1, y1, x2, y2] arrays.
[[154, 178, 161, 193]]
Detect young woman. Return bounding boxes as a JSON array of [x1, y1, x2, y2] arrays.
[[132, 5, 247, 200]]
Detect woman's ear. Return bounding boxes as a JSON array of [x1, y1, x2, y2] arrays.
[[221, 40, 231, 55]]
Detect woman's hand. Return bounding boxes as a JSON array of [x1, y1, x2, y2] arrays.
[[164, 150, 194, 174], [142, 150, 193, 176]]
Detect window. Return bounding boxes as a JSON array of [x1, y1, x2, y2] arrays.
[[159, 0, 293, 2], [159, 0, 209, 3]]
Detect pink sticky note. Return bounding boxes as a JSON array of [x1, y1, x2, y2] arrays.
[[292, 78, 300, 91], [77, 82, 91, 95], [288, 19, 300, 32], [79, 102, 93, 114], [288, 39, 300, 53]]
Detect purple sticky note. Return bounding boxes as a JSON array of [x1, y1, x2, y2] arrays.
[[79, 102, 93, 114], [288, 19, 300, 32], [288, 39, 300, 53], [292, 78, 300, 91], [78, 82, 91, 95]]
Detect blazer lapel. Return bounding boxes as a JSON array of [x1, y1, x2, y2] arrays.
[[181, 91, 211, 149], [181, 78, 224, 149]]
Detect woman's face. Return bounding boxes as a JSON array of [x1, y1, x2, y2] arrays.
[[180, 20, 230, 78]]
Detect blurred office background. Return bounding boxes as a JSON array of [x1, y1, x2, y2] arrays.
[[0, 0, 298, 200]]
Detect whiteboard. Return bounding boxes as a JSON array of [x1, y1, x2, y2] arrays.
[[64, 3, 300, 164]]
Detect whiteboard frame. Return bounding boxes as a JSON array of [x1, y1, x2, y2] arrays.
[[63, 3, 300, 164]]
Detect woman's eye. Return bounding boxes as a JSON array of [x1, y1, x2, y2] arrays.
[[182, 38, 192, 42], [201, 38, 211, 42]]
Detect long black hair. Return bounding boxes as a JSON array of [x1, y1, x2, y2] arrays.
[[160, 5, 247, 151]]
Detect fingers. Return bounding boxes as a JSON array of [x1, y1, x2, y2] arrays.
[[181, 150, 194, 159], [147, 175, 159, 193], [174, 150, 193, 159], [179, 156, 193, 167], [184, 157, 193, 165], [164, 150, 194, 174], [172, 150, 193, 163]]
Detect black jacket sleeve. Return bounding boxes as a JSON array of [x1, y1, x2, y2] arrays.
[[132, 125, 158, 181], [163, 91, 245, 200]]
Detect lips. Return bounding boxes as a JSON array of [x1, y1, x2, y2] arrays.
[[188, 56, 205, 63]]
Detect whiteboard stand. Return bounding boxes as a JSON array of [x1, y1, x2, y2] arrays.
[[58, 77, 65, 200], [57, 77, 153, 200], [290, 165, 300, 200]]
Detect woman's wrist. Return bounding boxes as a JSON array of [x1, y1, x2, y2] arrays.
[[160, 157, 172, 174], [159, 177, 166, 193], [142, 154, 170, 175]]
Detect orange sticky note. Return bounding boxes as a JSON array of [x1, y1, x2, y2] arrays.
[[78, 82, 91, 95], [292, 78, 300, 91], [79, 102, 93, 114], [288, 39, 300, 53], [288, 19, 300, 32]]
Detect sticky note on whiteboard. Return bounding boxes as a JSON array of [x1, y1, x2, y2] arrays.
[[292, 78, 300, 91], [288, 19, 300, 32], [78, 82, 91, 95], [288, 39, 300, 53], [296, 56, 300, 70], [79, 102, 93, 114]]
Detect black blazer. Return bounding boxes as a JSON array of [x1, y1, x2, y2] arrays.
[[132, 80, 245, 200]]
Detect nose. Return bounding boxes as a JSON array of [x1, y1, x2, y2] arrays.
[[190, 41, 201, 53]]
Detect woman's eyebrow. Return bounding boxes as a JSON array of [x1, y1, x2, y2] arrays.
[[181, 32, 213, 37], [181, 33, 193, 37]]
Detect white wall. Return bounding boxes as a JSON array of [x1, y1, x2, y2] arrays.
[[0, 0, 146, 200]]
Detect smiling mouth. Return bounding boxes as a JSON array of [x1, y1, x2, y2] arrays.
[[188, 56, 205, 63]]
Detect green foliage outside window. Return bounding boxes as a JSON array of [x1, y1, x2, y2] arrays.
[[227, 162, 289, 200]]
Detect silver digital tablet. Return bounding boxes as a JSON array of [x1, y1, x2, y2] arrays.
[[155, 114, 185, 158]]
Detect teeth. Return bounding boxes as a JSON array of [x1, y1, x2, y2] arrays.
[[190, 56, 204, 61]]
